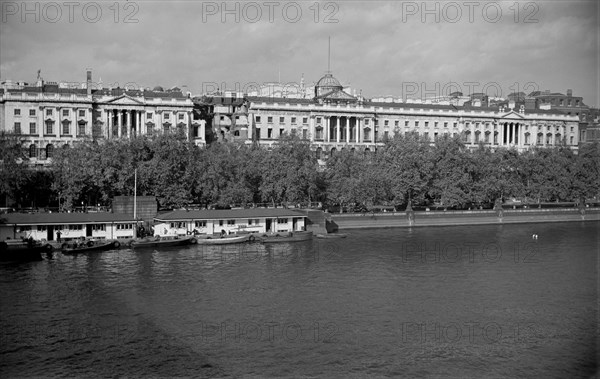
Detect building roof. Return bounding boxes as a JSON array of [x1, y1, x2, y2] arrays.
[[247, 96, 314, 105], [155, 208, 306, 221], [5, 86, 88, 95], [248, 96, 572, 116], [316, 73, 343, 89], [1, 86, 187, 100], [0, 212, 137, 225], [92, 88, 187, 99]]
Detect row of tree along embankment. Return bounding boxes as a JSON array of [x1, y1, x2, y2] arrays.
[[326, 207, 600, 230]]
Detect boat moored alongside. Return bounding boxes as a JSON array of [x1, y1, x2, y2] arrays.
[[316, 233, 347, 239], [0, 239, 51, 262], [61, 239, 121, 255], [257, 231, 314, 243], [195, 234, 250, 245], [130, 235, 197, 249]]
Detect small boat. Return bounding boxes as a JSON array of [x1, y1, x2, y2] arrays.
[[316, 233, 347, 239], [130, 235, 197, 249], [258, 231, 313, 243], [61, 239, 121, 255], [0, 239, 51, 262], [195, 234, 249, 245]]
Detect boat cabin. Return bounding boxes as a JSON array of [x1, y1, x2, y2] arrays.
[[153, 209, 307, 237], [0, 213, 140, 241]]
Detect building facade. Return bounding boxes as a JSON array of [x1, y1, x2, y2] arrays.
[[0, 70, 203, 166], [245, 72, 580, 159], [0, 212, 138, 241], [153, 208, 307, 236]]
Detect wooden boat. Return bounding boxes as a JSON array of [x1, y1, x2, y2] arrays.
[[0, 239, 51, 262], [130, 235, 197, 249], [61, 239, 121, 255], [258, 231, 313, 243], [315, 233, 347, 239], [195, 234, 249, 245]]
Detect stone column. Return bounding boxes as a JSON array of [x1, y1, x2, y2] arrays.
[[493, 123, 497, 145], [325, 116, 330, 142], [357, 117, 362, 143], [336, 117, 340, 143], [310, 116, 315, 142], [126, 111, 131, 139], [117, 110, 122, 138], [101, 109, 107, 139], [345, 117, 350, 143], [186, 111, 192, 140], [141, 110, 146, 136]]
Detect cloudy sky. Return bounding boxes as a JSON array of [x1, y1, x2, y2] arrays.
[[1, 0, 598, 105]]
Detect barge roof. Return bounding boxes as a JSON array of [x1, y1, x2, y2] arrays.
[[155, 208, 306, 221], [0, 212, 137, 225]]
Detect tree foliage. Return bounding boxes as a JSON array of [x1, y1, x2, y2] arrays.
[[2, 131, 599, 210]]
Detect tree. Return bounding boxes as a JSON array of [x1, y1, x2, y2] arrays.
[[0, 133, 31, 207], [379, 132, 433, 206], [429, 135, 472, 208], [569, 142, 600, 202]]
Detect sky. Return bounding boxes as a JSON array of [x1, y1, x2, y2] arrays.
[[1, 0, 598, 106]]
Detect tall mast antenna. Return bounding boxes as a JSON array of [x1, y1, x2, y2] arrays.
[[327, 36, 331, 73]]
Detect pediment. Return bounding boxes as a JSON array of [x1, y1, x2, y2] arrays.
[[318, 89, 357, 101], [499, 110, 525, 119], [106, 95, 143, 106]]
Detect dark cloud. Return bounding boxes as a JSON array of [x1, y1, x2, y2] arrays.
[[1, 0, 597, 105]]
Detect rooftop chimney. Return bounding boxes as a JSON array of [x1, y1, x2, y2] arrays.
[[86, 68, 92, 95], [567, 89, 572, 97]]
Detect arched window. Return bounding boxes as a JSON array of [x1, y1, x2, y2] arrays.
[[315, 147, 322, 159], [330, 147, 336, 157], [29, 144, 37, 158], [46, 144, 54, 158]]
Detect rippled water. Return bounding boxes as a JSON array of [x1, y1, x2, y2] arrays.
[[1, 222, 598, 378]]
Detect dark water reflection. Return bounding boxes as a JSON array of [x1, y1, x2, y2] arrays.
[[1, 222, 597, 378]]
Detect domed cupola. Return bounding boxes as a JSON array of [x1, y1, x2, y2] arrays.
[[315, 73, 344, 98]]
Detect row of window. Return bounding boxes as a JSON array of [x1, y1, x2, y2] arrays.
[[110, 124, 186, 138], [14, 121, 86, 136], [28, 144, 54, 158], [253, 116, 576, 133], [144, 112, 185, 120], [539, 98, 581, 106], [14, 108, 187, 121], [169, 219, 286, 228], [14, 109, 87, 117], [33, 224, 107, 231], [256, 116, 309, 125]]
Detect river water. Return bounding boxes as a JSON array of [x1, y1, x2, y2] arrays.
[[1, 222, 597, 378]]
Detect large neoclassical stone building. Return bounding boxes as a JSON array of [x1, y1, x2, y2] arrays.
[[244, 72, 580, 159], [0, 70, 204, 166]]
